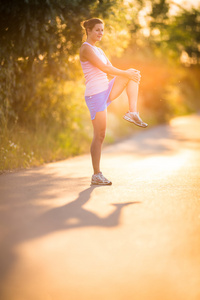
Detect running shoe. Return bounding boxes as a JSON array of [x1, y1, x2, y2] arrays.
[[91, 172, 112, 185], [123, 111, 148, 128]]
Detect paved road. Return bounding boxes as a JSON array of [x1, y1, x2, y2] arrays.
[[0, 114, 200, 300]]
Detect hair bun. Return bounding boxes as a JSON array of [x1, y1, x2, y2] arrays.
[[83, 20, 88, 28]]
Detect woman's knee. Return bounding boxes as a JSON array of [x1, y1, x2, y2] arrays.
[[117, 76, 129, 87], [92, 112, 107, 141], [94, 130, 106, 143], [124, 77, 130, 86]]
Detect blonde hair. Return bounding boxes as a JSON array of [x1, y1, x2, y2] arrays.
[[81, 18, 104, 37]]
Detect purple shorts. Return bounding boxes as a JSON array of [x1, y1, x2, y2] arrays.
[[85, 77, 116, 120]]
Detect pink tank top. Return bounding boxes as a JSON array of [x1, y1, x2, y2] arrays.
[[80, 42, 109, 96]]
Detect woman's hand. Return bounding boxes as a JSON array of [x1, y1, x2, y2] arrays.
[[125, 68, 141, 84]]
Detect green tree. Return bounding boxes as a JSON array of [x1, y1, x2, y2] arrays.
[[148, 0, 200, 63]]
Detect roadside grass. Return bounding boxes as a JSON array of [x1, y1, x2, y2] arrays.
[[0, 123, 92, 173], [0, 108, 141, 173], [0, 94, 147, 173], [0, 106, 161, 173], [1, 65, 199, 173]]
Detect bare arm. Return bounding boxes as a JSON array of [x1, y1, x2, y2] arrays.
[[80, 45, 141, 83]]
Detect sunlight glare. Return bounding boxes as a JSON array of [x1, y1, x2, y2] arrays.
[[142, 151, 189, 177]]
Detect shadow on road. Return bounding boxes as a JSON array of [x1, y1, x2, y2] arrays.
[[0, 172, 140, 287], [23, 185, 139, 234]]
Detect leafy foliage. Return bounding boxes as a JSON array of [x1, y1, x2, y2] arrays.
[[0, 0, 115, 62], [148, 0, 200, 63], [0, 0, 119, 127]]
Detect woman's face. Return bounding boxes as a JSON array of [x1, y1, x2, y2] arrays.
[[88, 23, 104, 42]]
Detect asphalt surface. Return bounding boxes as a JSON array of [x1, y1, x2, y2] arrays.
[[0, 114, 200, 300]]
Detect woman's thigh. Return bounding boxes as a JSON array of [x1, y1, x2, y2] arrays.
[[109, 76, 129, 101], [92, 110, 107, 137]]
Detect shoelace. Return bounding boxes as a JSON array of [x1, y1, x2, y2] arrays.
[[99, 172, 109, 183], [137, 114, 143, 122], [134, 112, 145, 124]]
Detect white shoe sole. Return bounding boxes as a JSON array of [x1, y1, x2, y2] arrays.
[[91, 180, 112, 185]]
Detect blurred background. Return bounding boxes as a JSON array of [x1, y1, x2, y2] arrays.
[[0, 0, 200, 171]]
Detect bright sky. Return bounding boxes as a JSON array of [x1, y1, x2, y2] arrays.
[[137, 0, 200, 36], [125, 0, 200, 11], [169, 0, 200, 16], [173, 0, 200, 8]]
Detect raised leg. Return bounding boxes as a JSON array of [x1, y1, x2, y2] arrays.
[[109, 76, 138, 112], [109, 76, 148, 128], [126, 80, 139, 112], [109, 76, 129, 102]]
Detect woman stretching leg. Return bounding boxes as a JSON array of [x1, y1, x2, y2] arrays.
[[80, 18, 147, 185]]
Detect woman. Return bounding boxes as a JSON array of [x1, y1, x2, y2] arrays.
[[80, 18, 147, 186]]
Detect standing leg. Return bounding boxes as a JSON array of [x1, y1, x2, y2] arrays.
[[90, 110, 112, 185], [91, 110, 107, 174]]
